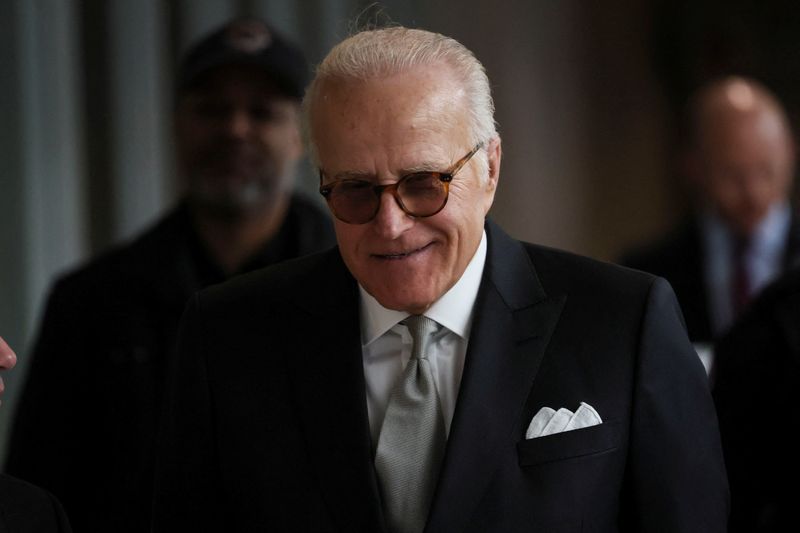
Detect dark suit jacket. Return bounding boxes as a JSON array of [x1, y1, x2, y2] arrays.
[[713, 267, 800, 533], [4, 196, 334, 533], [620, 214, 800, 343], [0, 474, 72, 533], [153, 220, 728, 532]]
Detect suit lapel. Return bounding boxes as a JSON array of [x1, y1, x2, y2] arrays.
[[426, 221, 566, 532], [287, 250, 386, 532]]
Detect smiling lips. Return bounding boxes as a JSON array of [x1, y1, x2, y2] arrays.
[[373, 242, 434, 260]]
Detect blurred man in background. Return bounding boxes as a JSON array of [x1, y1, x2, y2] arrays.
[[1, 336, 72, 533], [4, 18, 334, 533], [622, 76, 799, 370]]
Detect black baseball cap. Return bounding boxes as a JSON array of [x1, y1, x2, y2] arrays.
[[177, 18, 309, 99]]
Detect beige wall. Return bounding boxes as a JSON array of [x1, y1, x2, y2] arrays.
[[420, 1, 678, 259]]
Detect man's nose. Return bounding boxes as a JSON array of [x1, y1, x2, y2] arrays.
[[0, 337, 17, 372], [371, 189, 413, 239], [224, 109, 253, 139]]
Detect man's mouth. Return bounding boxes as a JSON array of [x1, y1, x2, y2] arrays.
[[373, 242, 433, 260]]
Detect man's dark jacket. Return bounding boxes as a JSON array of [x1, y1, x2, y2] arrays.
[[713, 266, 800, 533], [0, 474, 72, 533], [621, 215, 800, 343], [153, 220, 729, 532], [4, 194, 334, 533]]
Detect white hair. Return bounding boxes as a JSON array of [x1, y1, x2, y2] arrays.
[[303, 26, 497, 175]]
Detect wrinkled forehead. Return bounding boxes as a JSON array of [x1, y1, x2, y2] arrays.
[[309, 66, 469, 158]]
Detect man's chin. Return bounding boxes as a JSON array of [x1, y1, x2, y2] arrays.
[[188, 184, 276, 216], [369, 286, 439, 315]]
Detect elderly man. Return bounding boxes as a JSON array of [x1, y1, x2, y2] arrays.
[[1, 336, 72, 533], [622, 77, 799, 354], [5, 18, 334, 533], [153, 27, 728, 532]]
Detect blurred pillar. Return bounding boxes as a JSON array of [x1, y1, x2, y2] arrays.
[[107, 0, 172, 241], [0, 0, 87, 461]]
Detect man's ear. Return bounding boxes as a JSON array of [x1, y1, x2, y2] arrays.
[[481, 136, 502, 215], [486, 136, 502, 193]]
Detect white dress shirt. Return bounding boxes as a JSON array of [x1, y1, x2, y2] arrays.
[[360, 231, 487, 447], [701, 202, 791, 337]]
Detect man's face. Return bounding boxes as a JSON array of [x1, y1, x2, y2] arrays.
[[311, 64, 501, 314], [0, 336, 17, 405], [695, 108, 795, 236], [175, 64, 302, 214]]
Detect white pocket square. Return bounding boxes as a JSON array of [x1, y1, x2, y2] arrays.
[[525, 402, 602, 439]]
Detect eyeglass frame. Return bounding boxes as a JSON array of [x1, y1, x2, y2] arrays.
[[318, 142, 485, 224]]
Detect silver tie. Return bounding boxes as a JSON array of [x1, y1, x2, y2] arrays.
[[374, 315, 446, 533]]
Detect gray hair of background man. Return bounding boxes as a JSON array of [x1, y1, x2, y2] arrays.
[[302, 26, 498, 180]]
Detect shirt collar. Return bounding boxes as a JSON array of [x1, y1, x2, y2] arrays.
[[751, 201, 791, 257], [701, 201, 791, 257], [359, 230, 488, 345]]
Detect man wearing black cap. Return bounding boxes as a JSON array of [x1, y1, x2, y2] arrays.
[[4, 18, 334, 533]]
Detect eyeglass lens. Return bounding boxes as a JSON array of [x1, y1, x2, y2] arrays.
[[321, 143, 483, 224], [328, 173, 447, 224]]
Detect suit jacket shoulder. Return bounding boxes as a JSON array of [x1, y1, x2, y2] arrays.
[[0, 474, 72, 533], [526, 241, 656, 297], [45, 194, 334, 305], [196, 245, 353, 320]]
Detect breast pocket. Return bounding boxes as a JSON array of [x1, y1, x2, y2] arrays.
[[517, 419, 622, 467]]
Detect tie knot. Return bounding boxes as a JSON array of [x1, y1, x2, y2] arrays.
[[403, 315, 440, 361]]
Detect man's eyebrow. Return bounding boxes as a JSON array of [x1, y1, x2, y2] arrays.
[[403, 162, 443, 173], [324, 160, 447, 181], [326, 170, 375, 181]]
